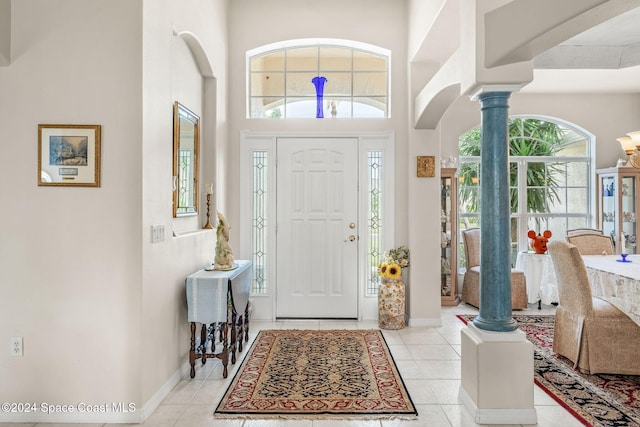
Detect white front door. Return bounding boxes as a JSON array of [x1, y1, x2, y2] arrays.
[[276, 137, 359, 318]]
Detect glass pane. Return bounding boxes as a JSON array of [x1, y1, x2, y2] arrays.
[[353, 71, 387, 96], [567, 217, 589, 230], [622, 177, 636, 219], [251, 52, 284, 72], [251, 72, 284, 96], [548, 188, 566, 214], [548, 162, 566, 187], [353, 97, 386, 118], [566, 161, 587, 186], [441, 175, 453, 296], [286, 47, 318, 71], [319, 47, 352, 71], [567, 187, 587, 213], [324, 97, 352, 118], [251, 97, 283, 118], [510, 217, 518, 266], [284, 98, 319, 118], [252, 151, 269, 295], [286, 72, 317, 97], [354, 50, 386, 71], [321, 72, 352, 96], [367, 151, 384, 296], [557, 135, 588, 156], [601, 176, 615, 238]]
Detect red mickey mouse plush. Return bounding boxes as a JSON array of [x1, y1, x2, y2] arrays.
[[528, 230, 552, 254]]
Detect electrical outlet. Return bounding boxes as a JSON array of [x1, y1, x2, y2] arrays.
[[10, 337, 22, 357]]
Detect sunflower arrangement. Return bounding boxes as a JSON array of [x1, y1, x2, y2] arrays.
[[378, 245, 409, 280], [378, 262, 402, 280]]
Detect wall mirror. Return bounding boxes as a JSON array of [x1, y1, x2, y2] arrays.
[[173, 101, 200, 217]]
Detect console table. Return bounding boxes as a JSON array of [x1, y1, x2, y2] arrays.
[[185, 260, 252, 378]]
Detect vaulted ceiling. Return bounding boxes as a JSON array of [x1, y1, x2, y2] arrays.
[[526, 6, 640, 93]]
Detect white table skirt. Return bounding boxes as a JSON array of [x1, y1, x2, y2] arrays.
[[582, 255, 640, 326], [186, 260, 252, 324], [515, 252, 559, 305]]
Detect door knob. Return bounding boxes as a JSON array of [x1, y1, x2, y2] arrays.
[[349, 223, 356, 229], [344, 235, 356, 242]]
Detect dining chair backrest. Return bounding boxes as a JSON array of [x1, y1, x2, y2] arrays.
[[547, 240, 594, 316], [566, 233, 614, 255], [566, 228, 604, 236], [462, 228, 481, 269]]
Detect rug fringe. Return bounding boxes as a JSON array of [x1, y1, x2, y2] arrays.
[[213, 413, 419, 421]]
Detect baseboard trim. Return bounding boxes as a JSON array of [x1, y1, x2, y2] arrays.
[[459, 386, 537, 425], [0, 361, 190, 424]]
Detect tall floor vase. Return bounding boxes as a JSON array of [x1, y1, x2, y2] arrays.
[[378, 278, 406, 329]]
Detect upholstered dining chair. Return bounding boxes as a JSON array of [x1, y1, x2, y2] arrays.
[[460, 228, 528, 310], [547, 240, 640, 375], [565, 233, 614, 255]]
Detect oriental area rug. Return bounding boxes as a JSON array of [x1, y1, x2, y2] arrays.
[[214, 329, 417, 420], [457, 314, 640, 427]]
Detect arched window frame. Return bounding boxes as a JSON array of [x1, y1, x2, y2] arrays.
[[246, 38, 391, 119], [457, 115, 595, 267]]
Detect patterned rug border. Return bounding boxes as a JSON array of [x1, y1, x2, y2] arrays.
[[214, 329, 418, 420], [457, 314, 640, 427]]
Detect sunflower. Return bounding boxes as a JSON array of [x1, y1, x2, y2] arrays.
[[378, 262, 388, 277], [385, 262, 402, 280]]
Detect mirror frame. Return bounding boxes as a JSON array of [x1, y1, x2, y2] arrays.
[[173, 101, 200, 218]]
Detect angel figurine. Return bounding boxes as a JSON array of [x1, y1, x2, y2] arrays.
[[214, 211, 235, 270]]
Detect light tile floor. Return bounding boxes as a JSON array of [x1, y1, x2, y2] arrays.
[[12, 304, 586, 427]]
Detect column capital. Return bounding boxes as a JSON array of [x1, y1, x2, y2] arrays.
[[469, 84, 522, 101]]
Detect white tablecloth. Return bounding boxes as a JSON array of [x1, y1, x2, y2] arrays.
[[582, 255, 640, 326], [515, 252, 559, 305], [186, 260, 252, 324]]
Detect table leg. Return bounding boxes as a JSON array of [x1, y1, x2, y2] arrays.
[[237, 314, 244, 353], [230, 310, 237, 364], [200, 324, 207, 364], [244, 304, 250, 343], [221, 322, 229, 378], [189, 322, 196, 378]]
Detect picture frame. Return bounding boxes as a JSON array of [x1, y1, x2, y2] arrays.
[[416, 155, 435, 177], [38, 124, 101, 187]]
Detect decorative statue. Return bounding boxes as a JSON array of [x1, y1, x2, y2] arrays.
[[214, 211, 235, 269], [528, 229, 552, 254]]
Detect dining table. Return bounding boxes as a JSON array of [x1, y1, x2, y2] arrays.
[[581, 254, 640, 326]]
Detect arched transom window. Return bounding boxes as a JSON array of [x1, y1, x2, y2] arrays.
[[247, 39, 390, 118]]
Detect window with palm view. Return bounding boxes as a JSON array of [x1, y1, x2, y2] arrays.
[[458, 117, 593, 269]]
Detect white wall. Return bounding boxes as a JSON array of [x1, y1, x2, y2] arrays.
[[0, 0, 144, 416], [0, 0, 230, 422]]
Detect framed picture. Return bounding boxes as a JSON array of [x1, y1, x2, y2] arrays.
[[38, 124, 101, 187], [416, 155, 435, 177]]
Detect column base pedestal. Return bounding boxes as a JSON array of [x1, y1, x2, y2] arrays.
[[459, 323, 537, 425]]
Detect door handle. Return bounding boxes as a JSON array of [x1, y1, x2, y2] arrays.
[[344, 235, 356, 242]]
